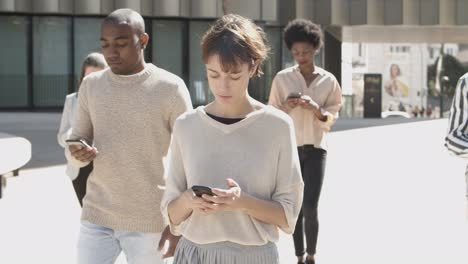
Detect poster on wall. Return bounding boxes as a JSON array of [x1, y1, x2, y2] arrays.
[[382, 52, 421, 113]]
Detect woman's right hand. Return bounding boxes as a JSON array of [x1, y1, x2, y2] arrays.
[[181, 189, 212, 213], [281, 98, 300, 112], [167, 189, 212, 226]]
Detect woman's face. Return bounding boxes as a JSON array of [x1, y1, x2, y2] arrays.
[[390, 65, 399, 78], [205, 54, 254, 105], [291, 42, 317, 66], [84, 66, 104, 77]]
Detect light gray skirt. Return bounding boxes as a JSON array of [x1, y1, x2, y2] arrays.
[[173, 238, 279, 264]]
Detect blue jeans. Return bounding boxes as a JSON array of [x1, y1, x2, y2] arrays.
[[77, 221, 164, 264]]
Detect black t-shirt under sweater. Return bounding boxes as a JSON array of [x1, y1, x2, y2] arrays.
[[206, 113, 244, 125]]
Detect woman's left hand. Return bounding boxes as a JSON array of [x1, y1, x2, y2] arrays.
[[200, 178, 242, 213], [299, 95, 328, 121], [298, 95, 319, 111]]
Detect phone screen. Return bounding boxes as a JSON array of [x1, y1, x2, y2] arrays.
[[287, 92, 302, 99], [66, 139, 90, 148], [191, 185, 214, 197]]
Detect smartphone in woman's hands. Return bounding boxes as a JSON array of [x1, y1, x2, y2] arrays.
[[286, 92, 302, 100], [191, 185, 214, 197]]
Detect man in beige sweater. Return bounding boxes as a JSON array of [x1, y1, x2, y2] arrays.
[[66, 9, 192, 264]]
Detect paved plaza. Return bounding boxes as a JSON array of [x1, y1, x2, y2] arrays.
[[1, 114, 467, 263]]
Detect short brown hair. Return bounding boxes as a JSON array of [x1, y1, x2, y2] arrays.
[[201, 14, 269, 77]]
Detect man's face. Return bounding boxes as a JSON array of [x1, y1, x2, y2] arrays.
[[100, 21, 146, 75]]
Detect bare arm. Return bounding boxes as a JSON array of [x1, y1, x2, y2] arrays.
[[238, 192, 289, 229], [167, 191, 194, 225], [201, 179, 289, 230]]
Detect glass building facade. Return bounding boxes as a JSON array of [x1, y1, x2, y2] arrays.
[[0, 16, 29, 108], [0, 14, 322, 110]]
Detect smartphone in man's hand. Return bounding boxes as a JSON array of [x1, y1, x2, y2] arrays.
[[66, 139, 91, 149]]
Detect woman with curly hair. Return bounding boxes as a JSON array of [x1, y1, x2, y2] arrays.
[[269, 19, 342, 264]]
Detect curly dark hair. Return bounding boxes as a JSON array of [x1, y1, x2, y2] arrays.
[[283, 19, 323, 50]]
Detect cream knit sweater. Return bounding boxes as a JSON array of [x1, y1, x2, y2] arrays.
[[161, 106, 304, 245], [67, 64, 192, 233]]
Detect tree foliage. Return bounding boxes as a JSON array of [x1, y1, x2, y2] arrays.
[[427, 54, 467, 98]]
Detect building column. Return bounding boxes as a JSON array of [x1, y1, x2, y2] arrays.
[[324, 27, 342, 85]]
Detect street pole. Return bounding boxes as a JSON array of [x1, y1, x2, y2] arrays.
[[441, 76, 449, 118], [440, 82, 443, 118], [436, 45, 445, 118]]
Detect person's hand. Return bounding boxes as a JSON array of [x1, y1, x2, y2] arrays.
[[181, 189, 212, 213], [69, 144, 98, 162], [200, 178, 242, 214], [299, 95, 328, 121], [281, 98, 300, 112], [158, 225, 181, 258], [298, 95, 319, 111]]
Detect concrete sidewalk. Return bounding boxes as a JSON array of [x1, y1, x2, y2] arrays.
[[1, 116, 467, 263], [0, 112, 431, 170]]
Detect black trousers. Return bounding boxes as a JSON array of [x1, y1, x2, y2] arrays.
[[72, 162, 93, 207], [293, 145, 327, 257]]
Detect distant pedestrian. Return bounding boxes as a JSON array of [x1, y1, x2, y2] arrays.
[[398, 102, 405, 112], [161, 14, 303, 264], [57, 52, 107, 207], [445, 72, 468, 219], [268, 19, 342, 264], [412, 105, 420, 118], [66, 9, 192, 264], [426, 104, 433, 118]]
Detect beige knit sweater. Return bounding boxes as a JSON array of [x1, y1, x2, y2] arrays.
[[161, 106, 304, 245], [67, 63, 192, 233]]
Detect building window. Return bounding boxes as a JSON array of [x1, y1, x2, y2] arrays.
[[33, 16, 72, 107], [0, 16, 29, 108], [250, 26, 282, 103], [402, 46, 410, 53], [74, 17, 103, 89], [152, 20, 186, 80], [282, 31, 294, 69]]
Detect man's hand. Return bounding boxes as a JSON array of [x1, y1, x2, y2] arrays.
[[158, 225, 181, 258], [69, 144, 98, 162]]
